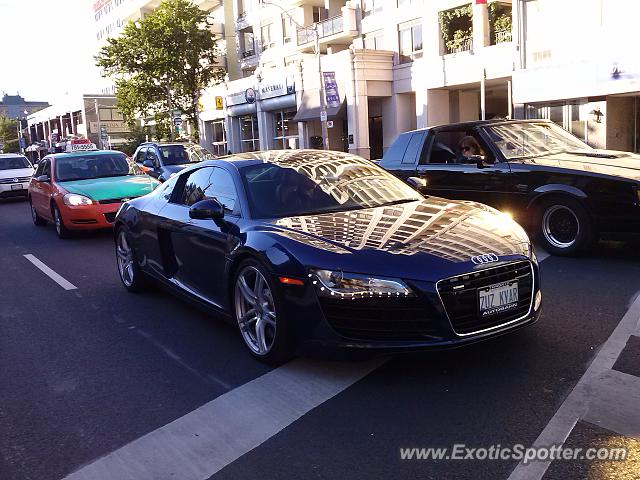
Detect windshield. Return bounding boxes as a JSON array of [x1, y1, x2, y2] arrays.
[[483, 122, 590, 160], [55, 153, 143, 182], [159, 144, 215, 165], [240, 159, 421, 219], [0, 156, 32, 170]]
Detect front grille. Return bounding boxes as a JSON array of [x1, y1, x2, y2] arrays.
[[71, 219, 98, 224], [99, 198, 123, 205], [319, 296, 441, 341], [104, 212, 116, 223], [0, 176, 30, 184], [437, 261, 534, 335]]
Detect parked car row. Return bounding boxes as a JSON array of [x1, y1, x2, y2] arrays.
[[10, 119, 640, 362]]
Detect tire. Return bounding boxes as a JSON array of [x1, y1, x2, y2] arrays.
[[30, 198, 46, 226], [232, 259, 293, 364], [52, 203, 72, 239], [535, 197, 595, 256], [115, 227, 148, 293]]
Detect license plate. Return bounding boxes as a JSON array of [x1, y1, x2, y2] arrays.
[[11, 184, 23, 190], [478, 281, 519, 317]]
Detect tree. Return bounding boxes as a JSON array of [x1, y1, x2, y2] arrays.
[[0, 117, 20, 153], [96, 0, 224, 141]]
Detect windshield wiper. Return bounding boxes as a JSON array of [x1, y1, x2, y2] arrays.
[[375, 199, 420, 208]]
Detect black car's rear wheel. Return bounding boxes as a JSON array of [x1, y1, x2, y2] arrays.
[[116, 228, 147, 292], [233, 260, 293, 364], [536, 197, 594, 256]]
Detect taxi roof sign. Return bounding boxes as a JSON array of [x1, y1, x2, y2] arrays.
[[66, 138, 98, 152]]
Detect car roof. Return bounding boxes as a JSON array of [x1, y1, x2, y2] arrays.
[[140, 142, 194, 147], [0, 153, 28, 158]]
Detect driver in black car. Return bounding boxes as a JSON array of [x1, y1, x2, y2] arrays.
[[457, 136, 485, 161]]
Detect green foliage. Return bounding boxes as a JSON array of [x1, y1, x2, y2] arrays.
[[2, 139, 19, 153], [489, 3, 513, 43], [438, 4, 473, 54], [0, 117, 20, 153], [96, 0, 225, 141], [120, 123, 152, 156]]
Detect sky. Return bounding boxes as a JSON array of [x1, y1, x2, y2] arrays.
[[0, 0, 103, 103]]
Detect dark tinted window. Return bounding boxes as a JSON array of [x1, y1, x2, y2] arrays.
[[179, 167, 213, 206], [34, 161, 45, 177], [146, 148, 160, 167], [42, 160, 51, 177], [380, 132, 412, 166], [240, 159, 419, 218], [402, 133, 425, 164], [55, 154, 141, 181]]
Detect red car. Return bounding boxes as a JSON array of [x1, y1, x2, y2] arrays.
[[29, 144, 159, 238]]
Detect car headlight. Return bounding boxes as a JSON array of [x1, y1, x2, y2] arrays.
[[63, 193, 93, 206], [309, 269, 415, 298]]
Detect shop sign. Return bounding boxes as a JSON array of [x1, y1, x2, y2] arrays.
[[227, 78, 257, 106], [323, 72, 341, 108], [215, 96, 224, 109], [90, 121, 129, 134], [245, 88, 257, 104], [259, 71, 296, 100]]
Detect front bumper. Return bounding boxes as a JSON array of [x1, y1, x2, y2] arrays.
[[0, 181, 29, 198], [59, 202, 121, 230], [281, 260, 542, 357]]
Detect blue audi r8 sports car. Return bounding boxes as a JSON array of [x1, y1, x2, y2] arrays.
[[114, 150, 542, 363]]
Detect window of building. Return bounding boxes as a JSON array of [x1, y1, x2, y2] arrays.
[[398, 0, 423, 6], [240, 115, 259, 152], [210, 120, 227, 156], [312, 6, 328, 23], [282, 12, 295, 44], [284, 56, 299, 66], [363, 30, 384, 50], [261, 23, 274, 51], [241, 28, 255, 58], [273, 110, 298, 149], [362, 0, 383, 18], [398, 20, 423, 64]]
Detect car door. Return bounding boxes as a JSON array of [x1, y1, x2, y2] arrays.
[[162, 166, 240, 308], [134, 147, 148, 170], [417, 127, 515, 210], [31, 158, 53, 219]]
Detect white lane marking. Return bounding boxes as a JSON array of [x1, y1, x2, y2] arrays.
[[62, 357, 385, 480], [23, 254, 77, 291], [508, 289, 640, 480]]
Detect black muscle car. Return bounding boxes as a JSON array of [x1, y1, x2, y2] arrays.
[[114, 150, 541, 363], [379, 119, 640, 255]]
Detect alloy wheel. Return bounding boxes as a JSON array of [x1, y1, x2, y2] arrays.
[[116, 230, 135, 287], [542, 204, 580, 249], [30, 202, 37, 223], [54, 208, 62, 235], [234, 266, 277, 355]]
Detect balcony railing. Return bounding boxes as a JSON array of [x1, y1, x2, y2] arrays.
[[494, 29, 512, 44], [296, 15, 344, 45], [447, 36, 473, 54]]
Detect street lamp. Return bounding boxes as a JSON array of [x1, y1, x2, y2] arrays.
[[259, 1, 329, 150]]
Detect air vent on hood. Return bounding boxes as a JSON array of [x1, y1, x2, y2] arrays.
[[568, 150, 619, 159]]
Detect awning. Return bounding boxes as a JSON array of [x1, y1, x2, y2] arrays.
[[293, 89, 346, 122]]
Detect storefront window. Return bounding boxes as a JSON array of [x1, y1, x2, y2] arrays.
[[240, 115, 259, 152], [273, 110, 298, 149], [211, 120, 227, 156]]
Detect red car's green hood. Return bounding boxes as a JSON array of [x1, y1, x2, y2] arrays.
[[59, 175, 159, 201]]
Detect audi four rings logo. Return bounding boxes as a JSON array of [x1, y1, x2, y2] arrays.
[[471, 253, 499, 265]]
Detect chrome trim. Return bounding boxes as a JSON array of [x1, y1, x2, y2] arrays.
[[435, 260, 535, 337], [169, 277, 224, 310]]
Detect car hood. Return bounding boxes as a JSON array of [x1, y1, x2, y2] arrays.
[[162, 164, 191, 173], [0, 167, 34, 180], [261, 198, 532, 281], [523, 149, 640, 181], [59, 175, 158, 201]]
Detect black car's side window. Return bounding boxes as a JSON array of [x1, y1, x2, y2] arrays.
[[146, 148, 160, 168], [177, 167, 214, 207], [402, 133, 426, 164]]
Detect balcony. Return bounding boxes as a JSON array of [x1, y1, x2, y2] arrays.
[[493, 29, 512, 44], [295, 5, 357, 51], [448, 36, 473, 54]]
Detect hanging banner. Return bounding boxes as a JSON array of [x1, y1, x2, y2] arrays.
[[323, 71, 341, 108]]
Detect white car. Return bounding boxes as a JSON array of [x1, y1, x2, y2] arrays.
[[0, 154, 35, 200]]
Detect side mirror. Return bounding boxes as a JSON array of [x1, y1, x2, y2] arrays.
[[473, 157, 490, 168], [143, 160, 154, 168], [35, 175, 50, 183], [189, 198, 225, 221], [407, 176, 428, 193]]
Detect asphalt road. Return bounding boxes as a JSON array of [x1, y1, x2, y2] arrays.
[[1, 197, 639, 480]]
